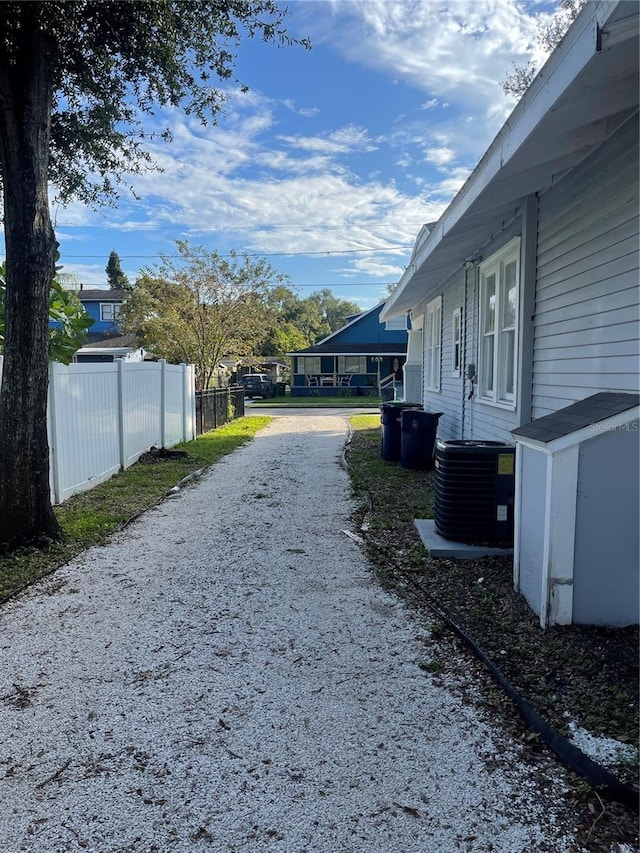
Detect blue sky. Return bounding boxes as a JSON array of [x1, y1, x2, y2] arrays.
[[16, 0, 558, 309]]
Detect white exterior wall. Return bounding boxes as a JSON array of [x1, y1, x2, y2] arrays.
[[413, 228, 527, 444], [532, 116, 640, 417], [437, 270, 465, 440], [463, 229, 524, 444], [514, 444, 547, 617]]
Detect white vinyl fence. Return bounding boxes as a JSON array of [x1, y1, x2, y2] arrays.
[[0, 357, 195, 504]]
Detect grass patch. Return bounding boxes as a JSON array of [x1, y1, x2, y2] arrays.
[[348, 414, 434, 531], [0, 416, 271, 603], [251, 395, 381, 408], [346, 415, 639, 789]]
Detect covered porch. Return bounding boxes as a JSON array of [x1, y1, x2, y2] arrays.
[[290, 352, 404, 398]]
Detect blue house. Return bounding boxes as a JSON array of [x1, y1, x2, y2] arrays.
[[76, 288, 128, 341], [288, 302, 408, 397]]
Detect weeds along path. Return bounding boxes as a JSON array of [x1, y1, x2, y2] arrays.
[[0, 413, 586, 852]]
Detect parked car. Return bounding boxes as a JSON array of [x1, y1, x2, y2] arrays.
[[239, 373, 276, 399]]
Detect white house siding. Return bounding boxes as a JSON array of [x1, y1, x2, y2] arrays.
[[434, 270, 465, 440], [532, 116, 640, 418], [515, 444, 547, 618], [463, 228, 523, 445]]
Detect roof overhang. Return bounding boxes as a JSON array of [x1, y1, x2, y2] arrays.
[[381, 0, 639, 320]]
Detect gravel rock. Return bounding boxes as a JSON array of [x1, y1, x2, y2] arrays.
[[0, 414, 586, 852]]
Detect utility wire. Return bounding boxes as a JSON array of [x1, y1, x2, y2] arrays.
[[62, 245, 413, 260]]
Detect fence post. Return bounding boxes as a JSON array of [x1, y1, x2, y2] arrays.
[[117, 359, 126, 469], [48, 361, 62, 505], [190, 366, 196, 440], [181, 363, 188, 443], [160, 358, 166, 448]]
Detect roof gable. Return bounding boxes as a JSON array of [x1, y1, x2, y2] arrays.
[[289, 302, 407, 355]]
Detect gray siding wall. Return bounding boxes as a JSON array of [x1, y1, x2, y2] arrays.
[[437, 271, 465, 440], [463, 227, 522, 444], [533, 116, 640, 417], [573, 423, 640, 626]]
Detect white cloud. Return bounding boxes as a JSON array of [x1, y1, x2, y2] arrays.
[[46, 1, 555, 289], [424, 146, 456, 167], [310, 0, 543, 112], [278, 124, 377, 155], [283, 98, 321, 118], [79, 110, 443, 280]]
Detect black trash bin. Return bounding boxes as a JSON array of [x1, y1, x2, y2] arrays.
[[380, 402, 422, 461], [275, 381, 287, 396], [400, 410, 444, 469]]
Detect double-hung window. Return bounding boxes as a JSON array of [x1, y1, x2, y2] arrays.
[[296, 356, 321, 374], [338, 356, 366, 374], [478, 237, 520, 407], [100, 302, 121, 322], [425, 295, 442, 392]]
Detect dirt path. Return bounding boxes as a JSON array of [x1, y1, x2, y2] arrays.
[[0, 414, 586, 852]]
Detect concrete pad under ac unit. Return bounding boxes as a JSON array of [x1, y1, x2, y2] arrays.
[[414, 519, 514, 560]]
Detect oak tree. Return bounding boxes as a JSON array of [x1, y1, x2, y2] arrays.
[[0, 1, 308, 548], [119, 242, 288, 391]]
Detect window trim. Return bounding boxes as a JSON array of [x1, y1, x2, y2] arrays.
[[425, 295, 442, 393], [296, 356, 321, 375], [338, 355, 367, 374], [100, 302, 121, 322], [477, 237, 520, 409], [452, 306, 462, 377]]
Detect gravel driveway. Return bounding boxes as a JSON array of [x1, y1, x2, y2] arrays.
[[0, 412, 584, 852]]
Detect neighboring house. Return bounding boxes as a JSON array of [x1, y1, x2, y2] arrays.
[[288, 302, 408, 397], [76, 288, 128, 341], [73, 333, 145, 363], [381, 1, 639, 627]]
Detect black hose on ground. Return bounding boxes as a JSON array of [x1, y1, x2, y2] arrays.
[[342, 425, 639, 812], [417, 591, 639, 813]]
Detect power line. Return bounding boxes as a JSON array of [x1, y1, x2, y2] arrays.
[[62, 245, 413, 260]]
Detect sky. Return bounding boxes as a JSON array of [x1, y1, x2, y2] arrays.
[[9, 0, 559, 310]]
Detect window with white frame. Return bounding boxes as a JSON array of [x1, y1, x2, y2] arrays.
[[296, 356, 321, 374], [452, 307, 462, 377], [478, 237, 520, 406], [100, 302, 121, 322], [338, 355, 366, 373], [425, 295, 442, 392]]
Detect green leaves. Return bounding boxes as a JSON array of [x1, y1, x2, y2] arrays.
[[119, 241, 288, 390], [0, 1, 311, 207], [47, 279, 95, 364], [0, 261, 94, 365]]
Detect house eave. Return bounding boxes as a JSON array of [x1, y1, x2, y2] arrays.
[[381, 0, 638, 320]]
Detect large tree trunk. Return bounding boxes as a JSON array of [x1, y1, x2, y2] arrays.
[[0, 11, 59, 548]]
